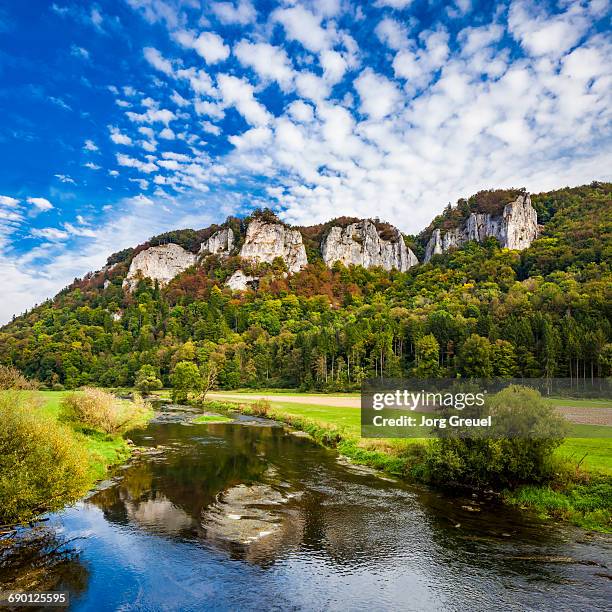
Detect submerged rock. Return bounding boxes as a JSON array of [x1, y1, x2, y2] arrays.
[[202, 483, 295, 548]]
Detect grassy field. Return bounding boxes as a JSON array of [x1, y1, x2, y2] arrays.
[[36, 390, 141, 481]]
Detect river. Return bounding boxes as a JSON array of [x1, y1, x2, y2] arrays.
[[5, 404, 611, 611]]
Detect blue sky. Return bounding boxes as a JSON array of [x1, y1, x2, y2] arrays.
[[0, 0, 610, 323]]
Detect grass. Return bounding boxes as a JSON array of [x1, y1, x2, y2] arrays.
[[192, 413, 233, 424], [35, 390, 147, 482], [543, 396, 611, 409]]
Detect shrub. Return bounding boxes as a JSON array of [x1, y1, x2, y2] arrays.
[[52, 383, 65, 391], [426, 385, 568, 489], [0, 391, 90, 524], [60, 388, 151, 435], [0, 365, 38, 390], [134, 365, 163, 395], [251, 399, 271, 416]]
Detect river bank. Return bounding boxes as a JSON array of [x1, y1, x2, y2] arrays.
[[205, 397, 612, 533]]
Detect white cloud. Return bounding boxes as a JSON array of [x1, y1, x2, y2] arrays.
[[375, 18, 408, 50], [54, 174, 76, 184], [109, 125, 133, 145], [143, 46, 175, 75], [84, 162, 101, 170], [508, 0, 590, 58], [27, 197, 53, 211], [355, 69, 401, 119], [126, 108, 176, 125], [174, 30, 230, 64], [159, 127, 176, 139], [375, 0, 413, 8], [116, 153, 158, 173], [70, 45, 89, 59], [211, 0, 256, 25], [217, 74, 272, 126], [83, 139, 98, 151], [31, 227, 69, 241], [272, 6, 330, 53], [63, 222, 97, 237], [234, 40, 295, 91], [0, 195, 20, 206]]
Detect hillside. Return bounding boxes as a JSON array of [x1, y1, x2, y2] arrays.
[[0, 182, 610, 390]]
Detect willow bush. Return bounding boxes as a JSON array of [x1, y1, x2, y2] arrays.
[[60, 388, 151, 435]]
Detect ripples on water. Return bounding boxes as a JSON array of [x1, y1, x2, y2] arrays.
[[6, 406, 611, 611]]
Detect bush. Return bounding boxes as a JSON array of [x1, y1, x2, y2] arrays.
[[0, 365, 38, 390], [52, 383, 65, 391], [426, 385, 568, 489], [60, 388, 151, 435], [251, 399, 271, 416], [0, 391, 90, 524], [134, 365, 162, 395]]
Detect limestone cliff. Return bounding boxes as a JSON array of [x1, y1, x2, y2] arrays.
[[199, 228, 235, 256], [226, 269, 258, 291], [321, 220, 418, 272], [123, 243, 196, 291], [239, 219, 307, 274], [424, 194, 537, 262]]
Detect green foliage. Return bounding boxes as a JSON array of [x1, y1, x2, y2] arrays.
[[170, 361, 202, 402], [457, 334, 492, 378], [134, 365, 162, 394], [426, 386, 568, 488], [0, 391, 90, 524], [60, 388, 151, 434]]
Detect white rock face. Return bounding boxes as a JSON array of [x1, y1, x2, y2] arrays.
[[199, 228, 234, 256], [239, 219, 307, 274], [226, 269, 258, 291], [424, 194, 538, 262], [321, 219, 418, 272], [123, 243, 197, 291]]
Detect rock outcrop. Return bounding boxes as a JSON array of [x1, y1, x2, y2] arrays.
[[321, 220, 418, 272], [199, 228, 234, 256], [123, 243, 197, 291], [424, 194, 538, 262], [239, 219, 307, 273], [226, 269, 258, 291]]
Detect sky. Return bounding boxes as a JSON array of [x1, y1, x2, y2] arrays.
[[0, 0, 610, 323]]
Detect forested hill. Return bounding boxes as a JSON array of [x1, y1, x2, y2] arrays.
[[0, 182, 610, 390]]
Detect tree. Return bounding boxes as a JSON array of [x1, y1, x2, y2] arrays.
[[170, 361, 202, 403], [412, 334, 441, 378], [458, 334, 492, 378], [135, 365, 163, 395]]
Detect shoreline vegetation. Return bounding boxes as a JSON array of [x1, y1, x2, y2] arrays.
[[0, 386, 153, 526], [199, 392, 611, 534]]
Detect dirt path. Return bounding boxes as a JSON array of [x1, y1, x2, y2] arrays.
[[208, 392, 612, 426], [208, 392, 360, 408]]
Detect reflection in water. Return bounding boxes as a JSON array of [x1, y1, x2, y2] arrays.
[[0, 526, 89, 595], [5, 406, 611, 611]]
